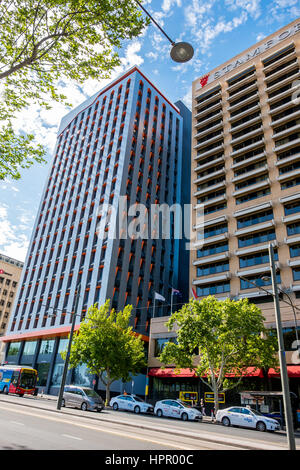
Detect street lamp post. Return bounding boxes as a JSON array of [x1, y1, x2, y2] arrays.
[[268, 243, 296, 450], [134, 0, 194, 63], [57, 284, 81, 410]]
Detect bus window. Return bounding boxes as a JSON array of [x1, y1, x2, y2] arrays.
[[11, 371, 19, 387]]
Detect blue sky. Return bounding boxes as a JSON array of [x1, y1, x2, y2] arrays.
[[1, 0, 300, 262]]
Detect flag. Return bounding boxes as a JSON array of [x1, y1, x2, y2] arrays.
[[191, 287, 197, 300], [171, 287, 180, 295], [154, 292, 165, 302]]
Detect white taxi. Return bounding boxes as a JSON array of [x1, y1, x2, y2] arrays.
[[154, 399, 202, 421], [216, 406, 280, 432], [109, 394, 154, 414]]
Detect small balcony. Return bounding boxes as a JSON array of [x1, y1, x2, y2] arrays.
[[193, 252, 230, 266], [230, 114, 262, 134], [271, 109, 300, 127], [227, 70, 256, 93], [229, 103, 260, 123], [232, 178, 270, 198], [194, 132, 224, 151], [232, 164, 268, 183], [228, 92, 259, 114], [274, 137, 300, 153], [234, 219, 274, 237], [194, 168, 225, 185], [264, 61, 299, 84], [194, 110, 223, 129], [194, 121, 223, 139], [194, 143, 224, 161], [231, 151, 267, 170], [193, 273, 231, 286], [231, 137, 265, 158], [194, 90, 222, 110], [263, 50, 296, 75], [228, 82, 257, 103], [231, 126, 263, 146], [194, 102, 222, 120], [277, 168, 300, 183], [194, 180, 226, 197], [273, 123, 300, 140], [194, 155, 225, 173]]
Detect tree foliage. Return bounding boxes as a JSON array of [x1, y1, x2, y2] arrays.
[[0, 0, 147, 179], [63, 300, 147, 404], [159, 296, 278, 411]]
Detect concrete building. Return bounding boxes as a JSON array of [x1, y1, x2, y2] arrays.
[[191, 18, 300, 331], [0, 254, 24, 363], [148, 19, 300, 405], [0, 67, 191, 396]]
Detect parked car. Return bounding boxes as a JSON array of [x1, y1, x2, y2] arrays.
[[216, 406, 280, 432], [109, 394, 154, 414], [154, 399, 202, 421], [62, 385, 104, 412]]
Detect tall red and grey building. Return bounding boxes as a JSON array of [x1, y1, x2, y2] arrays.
[[0, 67, 191, 394]]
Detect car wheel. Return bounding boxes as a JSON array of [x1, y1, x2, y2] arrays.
[[81, 402, 88, 411], [222, 416, 231, 427], [156, 409, 163, 417], [113, 402, 119, 411], [181, 412, 188, 421], [256, 421, 266, 432], [3, 386, 8, 395], [134, 406, 141, 414]]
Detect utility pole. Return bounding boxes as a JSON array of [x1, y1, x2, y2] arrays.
[[57, 284, 81, 410], [269, 243, 296, 450]]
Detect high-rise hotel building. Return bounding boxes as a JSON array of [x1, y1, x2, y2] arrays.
[[191, 19, 300, 337], [1, 67, 191, 394]]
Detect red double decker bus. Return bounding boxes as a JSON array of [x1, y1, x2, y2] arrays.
[[0, 365, 38, 397]]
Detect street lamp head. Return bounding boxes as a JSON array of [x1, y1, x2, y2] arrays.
[[170, 42, 194, 63]]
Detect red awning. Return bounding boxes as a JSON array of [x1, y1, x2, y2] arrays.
[[148, 367, 263, 378], [268, 366, 300, 378], [148, 368, 196, 378]]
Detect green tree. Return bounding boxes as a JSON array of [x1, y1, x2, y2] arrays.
[[63, 300, 146, 405], [0, 0, 147, 180], [159, 296, 278, 413]]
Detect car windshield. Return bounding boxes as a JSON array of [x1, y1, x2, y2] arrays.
[[83, 389, 100, 398], [133, 396, 144, 402], [177, 400, 187, 408], [249, 409, 264, 416], [19, 372, 36, 389]]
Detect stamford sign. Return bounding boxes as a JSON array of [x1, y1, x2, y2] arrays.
[[197, 22, 300, 90]]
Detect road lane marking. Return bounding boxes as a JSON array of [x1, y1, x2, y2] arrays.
[[0, 403, 196, 450], [10, 421, 24, 426], [61, 434, 82, 441]]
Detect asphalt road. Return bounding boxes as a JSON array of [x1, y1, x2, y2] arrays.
[[0, 394, 299, 451]]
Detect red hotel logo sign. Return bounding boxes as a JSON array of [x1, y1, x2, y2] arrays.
[[199, 74, 209, 88]]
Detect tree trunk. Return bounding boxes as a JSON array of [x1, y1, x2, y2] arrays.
[[213, 383, 219, 416], [105, 381, 111, 407]]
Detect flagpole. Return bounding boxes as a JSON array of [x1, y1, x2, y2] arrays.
[[171, 291, 173, 315]]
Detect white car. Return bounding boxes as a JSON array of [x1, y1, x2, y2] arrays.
[[216, 406, 280, 432], [109, 394, 154, 414], [154, 399, 202, 421]]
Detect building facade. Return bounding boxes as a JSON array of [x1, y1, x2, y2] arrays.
[[191, 19, 300, 333], [0, 67, 191, 396], [0, 254, 24, 363], [148, 19, 300, 408]]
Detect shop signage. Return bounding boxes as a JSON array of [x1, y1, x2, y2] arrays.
[[196, 22, 300, 90]]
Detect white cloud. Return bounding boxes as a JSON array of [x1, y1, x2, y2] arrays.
[[0, 204, 29, 262]]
